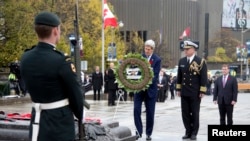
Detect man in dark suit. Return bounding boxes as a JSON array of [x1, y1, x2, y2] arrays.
[[107, 62, 117, 106], [20, 11, 83, 141], [161, 69, 170, 100], [157, 69, 167, 102], [176, 40, 207, 140], [92, 66, 103, 100], [134, 39, 161, 141], [213, 64, 238, 125]]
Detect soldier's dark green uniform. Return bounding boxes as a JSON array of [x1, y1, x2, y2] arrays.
[[20, 11, 83, 141]]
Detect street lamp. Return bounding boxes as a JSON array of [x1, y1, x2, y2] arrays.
[[241, 28, 250, 81], [101, 19, 124, 76]]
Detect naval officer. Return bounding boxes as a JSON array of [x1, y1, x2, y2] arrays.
[[176, 40, 207, 140]]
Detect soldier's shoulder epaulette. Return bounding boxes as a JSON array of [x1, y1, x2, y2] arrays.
[[53, 49, 65, 56], [65, 55, 72, 62], [63, 54, 75, 72], [24, 45, 36, 52], [52, 49, 71, 62]]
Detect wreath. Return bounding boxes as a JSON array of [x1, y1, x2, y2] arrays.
[[115, 53, 154, 93]]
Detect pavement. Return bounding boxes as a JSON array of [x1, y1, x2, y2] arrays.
[[1, 91, 250, 141]]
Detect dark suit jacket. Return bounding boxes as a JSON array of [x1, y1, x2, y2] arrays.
[[164, 73, 170, 90], [213, 75, 238, 105], [157, 76, 167, 91], [139, 53, 161, 98], [107, 68, 118, 90], [92, 72, 103, 90]]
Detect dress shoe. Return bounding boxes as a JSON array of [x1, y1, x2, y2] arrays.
[[135, 132, 141, 140], [190, 135, 197, 140], [146, 135, 152, 140], [182, 134, 190, 139], [135, 134, 141, 140]]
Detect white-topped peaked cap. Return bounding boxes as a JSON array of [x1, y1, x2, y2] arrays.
[[145, 39, 155, 49], [183, 40, 198, 49]]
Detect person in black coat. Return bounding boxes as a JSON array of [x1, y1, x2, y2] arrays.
[[107, 62, 117, 106], [162, 69, 170, 100], [104, 69, 109, 99], [213, 64, 238, 125], [176, 40, 207, 140], [169, 76, 176, 100], [20, 11, 83, 141], [92, 66, 103, 100], [157, 69, 167, 102]]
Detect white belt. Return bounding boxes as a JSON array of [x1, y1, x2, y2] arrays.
[[32, 99, 69, 141]]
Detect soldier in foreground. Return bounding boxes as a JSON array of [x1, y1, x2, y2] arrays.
[[20, 11, 83, 141], [176, 40, 207, 140]]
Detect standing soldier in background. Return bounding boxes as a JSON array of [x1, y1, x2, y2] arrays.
[[92, 66, 103, 101], [20, 11, 83, 141], [176, 40, 207, 140]]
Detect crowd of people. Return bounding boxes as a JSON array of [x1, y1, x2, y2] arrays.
[[157, 69, 177, 102], [80, 65, 177, 106]]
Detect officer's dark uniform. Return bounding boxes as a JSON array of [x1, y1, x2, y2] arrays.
[[20, 12, 83, 141], [176, 40, 207, 139]]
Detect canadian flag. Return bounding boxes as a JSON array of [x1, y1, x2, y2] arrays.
[[103, 0, 118, 29], [179, 27, 190, 40]]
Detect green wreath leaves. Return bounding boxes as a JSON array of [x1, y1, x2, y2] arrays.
[[115, 53, 154, 93]]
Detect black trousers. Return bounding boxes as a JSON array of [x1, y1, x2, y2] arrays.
[[218, 99, 234, 125], [108, 89, 116, 105], [93, 89, 101, 100], [157, 88, 165, 102], [170, 88, 175, 99], [181, 96, 201, 136]]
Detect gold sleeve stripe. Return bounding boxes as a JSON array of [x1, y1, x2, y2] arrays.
[[176, 84, 182, 89], [200, 86, 207, 92]]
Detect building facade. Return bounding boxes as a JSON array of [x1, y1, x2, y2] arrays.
[[109, 0, 225, 67]]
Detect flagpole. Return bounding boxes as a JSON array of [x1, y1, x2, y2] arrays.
[[101, 0, 105, 78]]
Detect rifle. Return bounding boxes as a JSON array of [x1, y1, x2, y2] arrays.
[[84, 100, 90, 110], [77, 120, 85, 141], [77, 97, 90, 140], [76, 100, 89, 141]]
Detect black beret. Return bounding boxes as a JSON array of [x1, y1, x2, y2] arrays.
[[34, 11, 60, 27]]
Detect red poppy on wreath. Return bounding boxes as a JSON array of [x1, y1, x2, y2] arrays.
[[149, 59, 153, 65]]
